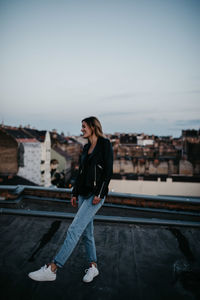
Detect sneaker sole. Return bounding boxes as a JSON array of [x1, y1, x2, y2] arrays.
[[83, 272, 99, 283], [28, 274, 56, 281]]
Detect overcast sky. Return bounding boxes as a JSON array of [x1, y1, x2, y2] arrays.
[[0, 0, 199, 137]]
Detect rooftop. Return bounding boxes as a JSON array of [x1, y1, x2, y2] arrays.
[[1, 127, 35, 140], [0, 186, 200, 300], [0, 126, 44, 143], [23, 128, 47, 142]]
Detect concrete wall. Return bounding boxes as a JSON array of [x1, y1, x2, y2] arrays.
[[109, 178, 200, 197], [179, 160, 193, 176], [17, 142, 41, 185], [113, 159, 196, 176]]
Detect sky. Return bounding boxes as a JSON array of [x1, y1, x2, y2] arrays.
[[0, 0, 200, 137]]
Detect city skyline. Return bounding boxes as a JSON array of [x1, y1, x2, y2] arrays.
[[1, 0, 200, 137]]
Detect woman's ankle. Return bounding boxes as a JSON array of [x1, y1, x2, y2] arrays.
[[90, 262, 97, 268], [49, 262, 58, 273]]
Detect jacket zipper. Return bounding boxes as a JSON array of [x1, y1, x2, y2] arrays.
[[98, 181, 105, 198], [95, 164, 104, 197], [94, 165, 96, 186], [94, 164, 103, 186]]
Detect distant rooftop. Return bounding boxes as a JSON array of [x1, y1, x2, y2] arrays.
[[2, 127, 34, 139], [23, 128, 47, 142], [1, 126, 46, 142]]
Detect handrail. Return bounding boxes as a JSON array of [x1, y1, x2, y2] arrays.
[[0, 194, 199, 218], [1, 207, 200, 227], [0, 184, 200, 204]]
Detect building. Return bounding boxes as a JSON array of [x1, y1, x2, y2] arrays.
[[0, 126, 42, 185], [50, 131, 82, 167], [0, 129, 18, 175], [24, 128, 51, 186], [0, 126, 51, 186], [51, 146, 72, 187]]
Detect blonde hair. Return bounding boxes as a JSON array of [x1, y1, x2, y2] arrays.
[[82, 116, 104, 137]]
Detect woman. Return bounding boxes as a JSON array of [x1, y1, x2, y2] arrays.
[[28, 116, 113, 283]]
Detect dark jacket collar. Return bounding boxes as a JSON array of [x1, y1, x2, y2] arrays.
[[83, 136, 105, 161]]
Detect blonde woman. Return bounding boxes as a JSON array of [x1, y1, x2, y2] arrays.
[[28, 116, 113, 283]]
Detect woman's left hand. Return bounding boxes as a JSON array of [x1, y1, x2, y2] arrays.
[[92, 196, 101, 205]]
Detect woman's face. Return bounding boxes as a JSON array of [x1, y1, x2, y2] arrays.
[[81, 121, 93, 138]]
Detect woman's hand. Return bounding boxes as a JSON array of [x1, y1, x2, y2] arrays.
[[92, 196, 101, 205], [71, 196, 77, 207]]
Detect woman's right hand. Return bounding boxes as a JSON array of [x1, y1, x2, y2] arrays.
[[71, 196, 77, 207]]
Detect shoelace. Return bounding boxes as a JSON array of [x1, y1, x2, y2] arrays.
[[84, 267, 95, 275], [41, 265, 48, 272], [41, 264, 56, 274]]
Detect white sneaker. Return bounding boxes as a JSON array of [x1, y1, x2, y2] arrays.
[[83, 265, 99, 283], [28, 265, 56, 281]]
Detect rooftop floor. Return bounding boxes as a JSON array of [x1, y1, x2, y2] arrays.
[[1, 213, 200, 300]]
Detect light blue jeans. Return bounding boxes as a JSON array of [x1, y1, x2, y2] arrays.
[[53, 194, 105, 268]]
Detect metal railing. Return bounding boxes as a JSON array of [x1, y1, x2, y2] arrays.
[[0, 185, 200, 227]]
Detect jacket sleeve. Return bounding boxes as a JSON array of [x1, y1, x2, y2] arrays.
[[95, 139, 113, 198]]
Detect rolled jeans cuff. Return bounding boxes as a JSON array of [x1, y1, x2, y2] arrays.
[[52, 259, 63, 268]]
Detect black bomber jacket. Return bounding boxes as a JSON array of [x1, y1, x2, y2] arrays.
[[72, 136, 113, 199]]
